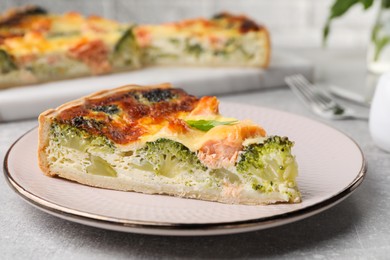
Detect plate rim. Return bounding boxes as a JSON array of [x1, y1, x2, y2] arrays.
[[3, 106, 367, 235]]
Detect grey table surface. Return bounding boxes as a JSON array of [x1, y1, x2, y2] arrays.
[[1, 48, 389, 259]]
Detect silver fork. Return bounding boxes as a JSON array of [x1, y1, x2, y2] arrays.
[[285, 74, 368, 120]]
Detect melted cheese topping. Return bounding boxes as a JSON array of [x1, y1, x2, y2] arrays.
[[134, 13, 263, 48], [1, 9, 268, 71], [53, 84, 266, 152], [136, 13, 262, 37], [0, 12, 128, 57], [1, 11, 263, 56]]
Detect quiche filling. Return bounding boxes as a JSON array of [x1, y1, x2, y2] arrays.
[[39, 84, 300, 205], [0, 7, 140, 88], [135, 14, 269, 66], [0, 6, 270, 89]]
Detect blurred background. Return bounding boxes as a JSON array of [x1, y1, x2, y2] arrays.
[[1, 0, 385, 106], [0, 0, 378, 49]]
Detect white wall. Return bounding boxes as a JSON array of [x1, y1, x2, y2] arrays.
[[1, 0, 378, 48]]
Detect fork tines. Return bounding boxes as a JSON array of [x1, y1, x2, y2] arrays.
[[285, 74, 335, 111], [284, 74, 369, 120]]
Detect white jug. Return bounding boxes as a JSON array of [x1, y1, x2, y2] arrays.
[[369, 73, 390, 152]]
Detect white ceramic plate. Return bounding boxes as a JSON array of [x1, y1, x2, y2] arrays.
[[3, 103, 366, 236]]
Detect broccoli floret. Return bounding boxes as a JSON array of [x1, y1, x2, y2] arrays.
[[0, 49, 17, 74], [236, 136, 298, 183], [185, 39, 204, 58], [142, 89, 175, 103], [92, 104, 120, 115], [112, 27, 140, 67], [136, 138, 207, 177], [130, 89, 176, 104], [51, 123, 115, 153]]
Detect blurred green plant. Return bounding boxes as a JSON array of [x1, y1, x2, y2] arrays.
[[323, 0, 375, 44], [323, 0, 390, 61]]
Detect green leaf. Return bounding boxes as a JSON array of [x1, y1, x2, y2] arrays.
[[323, 0, 359, 44], [323, 21, 331, 46], [329, 0, 359, 19], [383, 0, 390, 8], [359, 0, 374, 10], [323, 0, 390, 46], [374, 35, 390, 61], [185, 119, 238, 131]]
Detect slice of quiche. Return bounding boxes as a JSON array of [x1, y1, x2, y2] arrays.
[[0, 6, 140, 89], [38, 84, 300, 205], [135, 12, 270, 67]]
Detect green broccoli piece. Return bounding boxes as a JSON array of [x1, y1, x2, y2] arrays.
[[142, 88, 175, 103], [0, 49, 17, 74], [236, 136, 298, 183], [129, 88, 177, 104], [136, 138, 207, 177], [112, 27, 140, 67], [51, 123, 115, 153], [92, 104, 120, 115]]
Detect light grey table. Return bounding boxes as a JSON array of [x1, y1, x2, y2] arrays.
[[1, 49, 390, 259]]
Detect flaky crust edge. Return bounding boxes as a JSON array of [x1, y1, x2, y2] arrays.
[[37, 82, 172, 177], [261, 27, 271, 68]]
